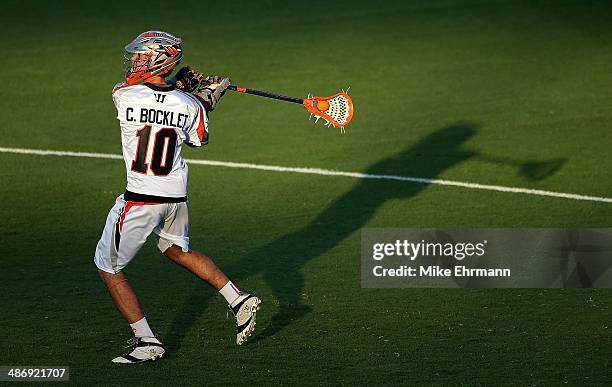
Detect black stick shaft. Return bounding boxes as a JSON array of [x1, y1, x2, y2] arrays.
[[228, 85, 304, 104]]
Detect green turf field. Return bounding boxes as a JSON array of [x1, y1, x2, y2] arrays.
[[2, 0, 612, 385]]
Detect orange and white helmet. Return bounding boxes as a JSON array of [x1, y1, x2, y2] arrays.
[[124, 31, 183, 85]]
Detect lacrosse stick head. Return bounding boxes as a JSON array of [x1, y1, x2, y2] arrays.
[[303, 91, 353, 128]]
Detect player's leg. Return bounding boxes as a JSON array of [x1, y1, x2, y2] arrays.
[[163, 245, 229, 290], [93, 196, 165, 362], [97, 270, 146, 326], [163, 246, 261, 344], [154, 202, 261, 345]]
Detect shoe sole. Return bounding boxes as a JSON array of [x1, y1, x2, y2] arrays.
[[237, 298, 261, 346], [112, 350, 165, 364]]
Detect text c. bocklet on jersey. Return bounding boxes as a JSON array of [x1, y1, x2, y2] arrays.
[[126, 107, 190, 129]]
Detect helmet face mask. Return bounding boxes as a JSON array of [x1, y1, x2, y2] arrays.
[[124, 31, 183, 85]]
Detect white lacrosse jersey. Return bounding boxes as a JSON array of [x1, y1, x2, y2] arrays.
[[111, 82, 208, 198]]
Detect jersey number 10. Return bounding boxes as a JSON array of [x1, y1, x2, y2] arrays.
[[131, 125, 178, 176]]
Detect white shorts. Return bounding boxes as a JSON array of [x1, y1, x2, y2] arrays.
[[94, 194, 190, 274]]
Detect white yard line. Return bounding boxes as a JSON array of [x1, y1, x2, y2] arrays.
[[1, 146, 611, 204]]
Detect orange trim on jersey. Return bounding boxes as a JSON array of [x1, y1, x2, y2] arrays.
[[196, 104, 206, 141], [119, 201, 158, 232], [179, 92, 208, 144]]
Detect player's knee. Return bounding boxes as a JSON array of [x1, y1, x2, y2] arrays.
[[97, 268, 125, 285], [163, 244, 184, 261]]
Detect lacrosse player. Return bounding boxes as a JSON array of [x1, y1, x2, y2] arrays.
[[93, 31, 260, 363]]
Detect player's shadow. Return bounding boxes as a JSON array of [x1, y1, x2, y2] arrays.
[[164, 122, 566, 350], [476, 154, 567, 181], [249, 124, 480, 339], [164, 123, 477, 350]]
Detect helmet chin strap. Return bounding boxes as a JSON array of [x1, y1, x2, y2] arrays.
[[144, 64, 177, 84], [126, 61, 179, 85]]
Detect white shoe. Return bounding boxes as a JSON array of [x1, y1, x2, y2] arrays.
[[111, 336, 165, 364], [230, 293, 261, 345]]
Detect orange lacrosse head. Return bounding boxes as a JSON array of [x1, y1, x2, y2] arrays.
[[303, 92, 354, 128]]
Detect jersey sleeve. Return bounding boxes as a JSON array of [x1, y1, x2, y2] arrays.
[[184, 96, 209, 147]]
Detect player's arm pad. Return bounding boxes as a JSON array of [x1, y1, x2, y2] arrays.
[[194, 76, 230, 112]]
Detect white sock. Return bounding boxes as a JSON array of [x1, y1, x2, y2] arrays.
[[130, 317, 154, 338], [219, 281, 241, 305]]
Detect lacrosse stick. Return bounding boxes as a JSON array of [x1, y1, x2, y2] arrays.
[[228, 85, 354, 131]]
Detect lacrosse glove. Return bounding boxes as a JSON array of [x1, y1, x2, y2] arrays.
[[173, 66, 204, 93], [195, 75, 231, 112]]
